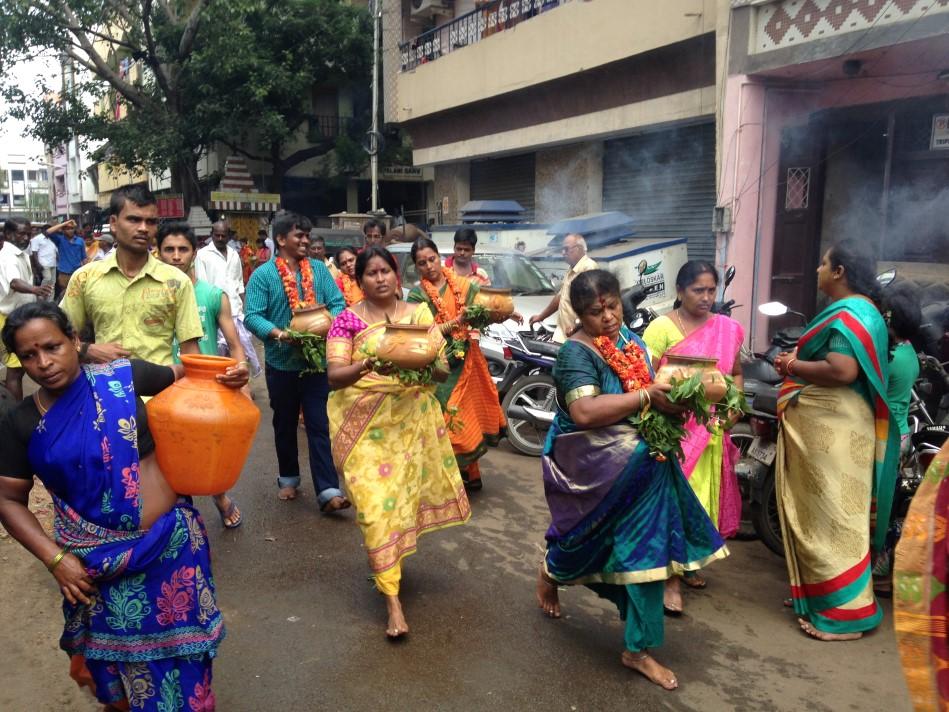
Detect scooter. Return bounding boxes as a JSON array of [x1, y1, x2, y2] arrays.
[[497, 325, 559, 457]]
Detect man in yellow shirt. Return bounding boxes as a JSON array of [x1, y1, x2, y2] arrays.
[[61, 186, 203, 364]]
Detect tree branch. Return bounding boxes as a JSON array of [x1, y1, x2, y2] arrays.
[[217, 139, 268, 163], [157, 0, 178, 24], [141, 0, 174, 99], [279, 142, 336, 172], [101, 0, 138, 31], [178, 0, 211, 59]]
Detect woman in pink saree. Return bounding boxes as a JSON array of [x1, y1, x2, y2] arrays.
[[643, 261, 744, 611]]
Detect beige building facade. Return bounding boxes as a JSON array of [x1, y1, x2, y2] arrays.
[[384, 0, 727, 261]]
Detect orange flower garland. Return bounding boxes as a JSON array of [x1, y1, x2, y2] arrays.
[[275, 257, 315, 310], [593, 335, 653, 393], [336, 272, 364, 306], [421, 267, 468, 345]]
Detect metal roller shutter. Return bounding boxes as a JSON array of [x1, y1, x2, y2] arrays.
[[470, 153, 536, 220], [603, 122, 716, 262]]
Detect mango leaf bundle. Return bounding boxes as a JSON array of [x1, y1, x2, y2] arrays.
[[373, 359, 438, 387], [285, 330, 326, 376], [463, 303, 492, 331], [629, 374, 747, 462]]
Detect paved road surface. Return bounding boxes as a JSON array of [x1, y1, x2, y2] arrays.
[[2, 378, 911, 711]]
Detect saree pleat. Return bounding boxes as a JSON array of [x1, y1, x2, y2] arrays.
[[777, 386, 882, 633], [327, 306, 471, 592], [894, 441, 949, 710]]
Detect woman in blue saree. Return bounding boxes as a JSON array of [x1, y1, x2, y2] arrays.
[[0, 302, 247, 711], [535, 270, 727, 691]]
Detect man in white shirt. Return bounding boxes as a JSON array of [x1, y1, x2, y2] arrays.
[[194, 220, 260, 374], [1, 218, 53, 399], [29, 229, 58, 294], [529, 233, 599, 342]]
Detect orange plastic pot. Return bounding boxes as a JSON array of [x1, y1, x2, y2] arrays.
[[146, 354, 260, 495]]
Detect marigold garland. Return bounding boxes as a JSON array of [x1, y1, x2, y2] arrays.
[[275, 257, 316, 310], [592, 335, 653, 393], [337, 273, 364, 306], [421, 267, 468, 349]]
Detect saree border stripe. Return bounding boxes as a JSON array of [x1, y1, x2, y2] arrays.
[[790, 551, 872, 599], [547, 546, 729, 586], [331, 392, 387, 472], [819, 601, 880, 622], [366, 487, 472, 572]]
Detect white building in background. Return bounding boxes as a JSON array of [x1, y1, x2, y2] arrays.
[[0, 151, 53, 221], [52, 59, 98, 221]]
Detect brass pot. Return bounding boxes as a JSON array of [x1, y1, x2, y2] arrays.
[[654, 354, 728, 403], [375, 323, 440, 369], [472, 287, 515, 322], [289, 304, 332, 336]]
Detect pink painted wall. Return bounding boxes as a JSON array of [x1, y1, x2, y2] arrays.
[[718, 71, 947, 351]]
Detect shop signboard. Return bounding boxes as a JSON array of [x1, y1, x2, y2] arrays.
[[931, 114, 949, 150]]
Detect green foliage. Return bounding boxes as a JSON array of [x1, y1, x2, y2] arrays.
[[285, 330, 327, 375], [0, 1, 372, 202], [373, 358, 438, 387], [629, 374, 747, 461]]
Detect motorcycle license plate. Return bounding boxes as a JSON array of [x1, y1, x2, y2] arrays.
[[748, 437, 776, 466]]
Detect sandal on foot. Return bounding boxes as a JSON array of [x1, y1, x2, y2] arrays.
[[217, 499, 243, 529]]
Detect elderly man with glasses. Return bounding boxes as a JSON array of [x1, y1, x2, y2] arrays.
[[529, 233, 598, 342]]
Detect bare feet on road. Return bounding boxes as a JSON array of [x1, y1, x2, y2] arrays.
[[385, 595, 409, 639], [536, 567, 561, 618], [798, 617, 863, 641], [621, 650, 678, 690], [277, 486, 298, 501]]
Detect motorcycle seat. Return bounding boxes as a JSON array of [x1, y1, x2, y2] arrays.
[[754, 389, 778, 416], [526, 339, 561, 359], [742, 359, 783, 385]]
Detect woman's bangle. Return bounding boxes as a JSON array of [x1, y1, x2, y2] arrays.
[[639, 388, 652, 415], [47, 548, 67, 572], [237, 360, 250, 369], [786, 358, 797, 376]]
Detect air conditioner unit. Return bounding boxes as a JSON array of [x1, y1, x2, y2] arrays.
[[411, 0, 451, 17]]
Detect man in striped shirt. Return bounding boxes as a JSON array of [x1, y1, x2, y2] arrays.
[[244, 212, 347, 510]]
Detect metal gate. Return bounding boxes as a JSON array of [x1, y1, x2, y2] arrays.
[[470, 153, 536, 220], [603, 122, 716, 262]]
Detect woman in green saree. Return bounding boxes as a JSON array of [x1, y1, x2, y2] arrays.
[[536, 270, 728, 690]]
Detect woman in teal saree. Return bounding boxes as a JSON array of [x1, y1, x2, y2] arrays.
[[535, 270, 727, 690]]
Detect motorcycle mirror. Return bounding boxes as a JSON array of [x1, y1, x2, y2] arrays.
[[630, 315, 644, 329], [876, 269, 896, 287], [724, 266, 736, 287], [758, 301, 789, 317]]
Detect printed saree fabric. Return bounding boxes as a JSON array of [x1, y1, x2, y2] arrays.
[[895, 441, 949, 710], [776, 297, 897, 634], [407, 277, 506, 469], [543, 329, 728, 587], [642, 314, 744, 537], [27, 361, 222, 706], [326, 305, 471, 584]]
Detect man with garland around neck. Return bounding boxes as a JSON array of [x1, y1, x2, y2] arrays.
[[244, 211, 348, 510]]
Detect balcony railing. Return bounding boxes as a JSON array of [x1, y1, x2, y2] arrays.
[[399, 0, 562, 72], [307, 115, 352, 143]]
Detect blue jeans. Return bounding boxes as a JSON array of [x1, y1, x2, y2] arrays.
[[264, 364, 343, 507]]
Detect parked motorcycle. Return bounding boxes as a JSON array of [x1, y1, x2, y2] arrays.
[[495, 326, 558, 457]]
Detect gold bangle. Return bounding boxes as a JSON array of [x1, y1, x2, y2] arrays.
[[47, 548, 67, 572], [641, 388, 652, 415], [786, 358, 797, 377]]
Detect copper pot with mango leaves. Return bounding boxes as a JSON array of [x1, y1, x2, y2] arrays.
[[289, 303, 332, 337], [654, 354, 728, 403], [375, 323, 441, 369], [472, 287, 515, 323]]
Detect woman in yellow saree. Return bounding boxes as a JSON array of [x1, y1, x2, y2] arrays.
[[327, 247, 471, 638], [772, 241, 899, 641]]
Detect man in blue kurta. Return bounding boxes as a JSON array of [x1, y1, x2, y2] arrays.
[[244, 212, 347, 510]]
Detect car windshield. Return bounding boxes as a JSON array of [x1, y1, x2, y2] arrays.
[[399, 252, 555, 295]]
